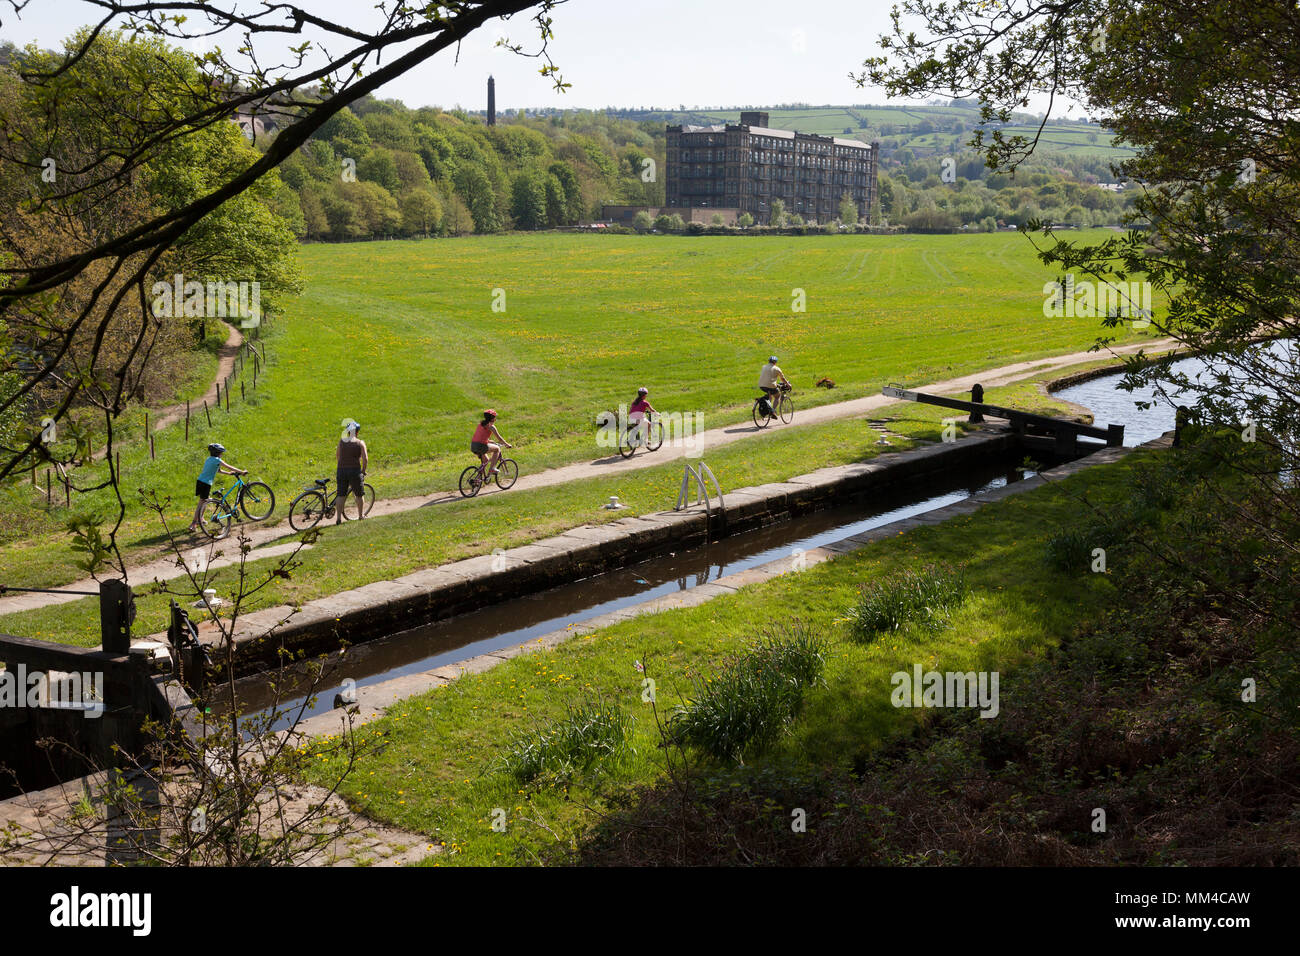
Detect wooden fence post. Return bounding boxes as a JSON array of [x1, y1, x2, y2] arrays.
[[185, 400, 190, 442], [204, 401, 212, 428]]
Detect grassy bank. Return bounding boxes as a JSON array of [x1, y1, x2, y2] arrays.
[[297, 438, 1139, 866]]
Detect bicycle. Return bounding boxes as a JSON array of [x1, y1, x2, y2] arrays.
[[287, 476, 375, 531], [618, 413, 665, 458], [753, 382, 794, 428], [197, 473, 276, 540], [459, 454, 519, 498]]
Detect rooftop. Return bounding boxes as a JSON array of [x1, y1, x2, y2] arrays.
[[675, 123, 871, 149]]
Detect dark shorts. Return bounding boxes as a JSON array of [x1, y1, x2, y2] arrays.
[[761, 386, 779, 398], [470, 441, 490, 456], [336, 467, 364, 496], [196, 480, 211, 499]]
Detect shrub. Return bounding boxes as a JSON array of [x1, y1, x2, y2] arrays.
[[499, 698, 633, 783], [844, 564, 968, 640], [667, 624, 827, 763], [1044, 527, 1095, 575]]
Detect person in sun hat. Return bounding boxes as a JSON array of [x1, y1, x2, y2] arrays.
[[336, 419, 369, 524]]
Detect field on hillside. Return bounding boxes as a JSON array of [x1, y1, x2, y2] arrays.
[[0, 231, 1156, 582], [615, 105, 1131, 158]]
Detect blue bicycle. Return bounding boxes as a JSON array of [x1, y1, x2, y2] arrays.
[[198, 473, 276, 539]]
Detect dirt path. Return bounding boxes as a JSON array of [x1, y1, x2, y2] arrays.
[[155, 321, 245, 430], [0, 338, 1176, 616], [86, 322, 245, 464]]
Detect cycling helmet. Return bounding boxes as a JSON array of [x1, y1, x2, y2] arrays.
[[637, 386, 648, 395], [769, 355, 779, 363], [483, 408, 497, 419], [208, 443, 225, 456]]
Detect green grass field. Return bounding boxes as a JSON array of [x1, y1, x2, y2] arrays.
[[0, 231, 1153, 591]]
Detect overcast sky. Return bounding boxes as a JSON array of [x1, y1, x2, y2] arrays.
[[0, 0, 958, 112]]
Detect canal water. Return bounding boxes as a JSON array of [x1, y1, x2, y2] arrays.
[[1053, 339, 1296, 446], [231, 452, 1047, 729]]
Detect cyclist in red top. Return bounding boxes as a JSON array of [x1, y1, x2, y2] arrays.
[[470, 409, 512, 476]]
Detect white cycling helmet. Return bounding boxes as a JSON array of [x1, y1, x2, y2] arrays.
[[769, 355, 778, 363]]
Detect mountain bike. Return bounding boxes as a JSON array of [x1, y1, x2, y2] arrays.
[[197, 473, 276, 540], [288, 476, 375, 530], [618, 413, 665, 458], [459, 454, 519, 498], [753, 383, 794, 428]]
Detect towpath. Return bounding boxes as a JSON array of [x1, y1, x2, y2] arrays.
[[0, 338, 1175, 616]]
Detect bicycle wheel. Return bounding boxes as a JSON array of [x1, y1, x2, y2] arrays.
[[339, 483, 375, 520], [459, 465, 484, 498], [779, 394, 795, 424], [198, 498, 231, 540], [646, 419, 665, 451], [618, 425, 638, 459], [753, 400, 771, 429], [494, 459, 519, 490], [288, 490, 327, 531], [239, 481, 276, 521]]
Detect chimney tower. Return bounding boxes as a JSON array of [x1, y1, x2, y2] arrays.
[[487, 75, 496, 126]]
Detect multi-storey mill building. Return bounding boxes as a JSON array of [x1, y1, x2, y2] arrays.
[[665, 111, 879, 224]]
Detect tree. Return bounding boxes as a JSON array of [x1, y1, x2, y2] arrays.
[[769, 199, 786, 227], [399, 187, 444, 237], [357, 147, 402, 193], [839, 193, 859, 226], [633, 210, 653, 233], [737, 213, 754, 228], [455, 164, 502, 233], [860, 0, 1300, 709], [0, 1, 564, 483], [441, 194, 474, 236], [510, 171, 548, 229]]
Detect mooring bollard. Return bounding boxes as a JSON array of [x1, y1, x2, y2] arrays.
[[1174, 405, 1190, 447], [968, 383, 985, 423]]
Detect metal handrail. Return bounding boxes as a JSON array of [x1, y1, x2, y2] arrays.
[[675, 461, 724, 516]]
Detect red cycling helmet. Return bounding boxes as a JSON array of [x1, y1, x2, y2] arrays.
[[482, 408, 497, 419]]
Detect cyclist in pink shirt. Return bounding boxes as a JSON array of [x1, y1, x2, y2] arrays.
[[470, 409, 512, 475], [626, 386, 657, 443]]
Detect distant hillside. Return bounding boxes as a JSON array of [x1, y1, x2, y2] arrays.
[[494, 102, 1134, 167]]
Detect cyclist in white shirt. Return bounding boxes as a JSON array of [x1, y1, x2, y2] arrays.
[[757, 356, 791, 413]]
